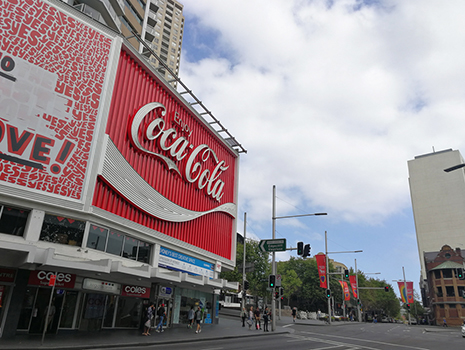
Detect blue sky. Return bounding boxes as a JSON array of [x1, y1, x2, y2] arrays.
[[178, 0, 465, 299]]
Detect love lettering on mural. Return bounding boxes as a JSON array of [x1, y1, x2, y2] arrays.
[[129, 102, 229, 202], [0, 0, 112, 200]]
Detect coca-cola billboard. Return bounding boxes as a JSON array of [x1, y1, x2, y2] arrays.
[[121, 285, 150, 298], [28, 270, 76, 288], [93, 51, 238, 260]]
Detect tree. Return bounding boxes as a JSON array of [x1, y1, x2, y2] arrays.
[[220, 239, 270, 298]]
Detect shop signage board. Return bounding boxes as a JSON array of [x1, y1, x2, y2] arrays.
[[121, 285, 150, 298], [0, 268, 16, 283], [28, 271, 76, 289], [158, 246, 214, 278], [83, 278, 121, 295]]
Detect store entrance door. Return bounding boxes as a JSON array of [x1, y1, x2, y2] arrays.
[[155, 298, 173, 329], [29, 288, 63, 334]]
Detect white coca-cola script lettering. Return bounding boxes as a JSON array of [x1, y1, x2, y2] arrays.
[[130, 102, 229, 201]]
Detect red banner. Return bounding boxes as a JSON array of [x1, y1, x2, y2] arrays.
[[315, 254, 327, 288], [397, 281, 414, 304], [349, 275, 358, 299]]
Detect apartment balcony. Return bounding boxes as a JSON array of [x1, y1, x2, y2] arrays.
[[77, 0, 121, 31]]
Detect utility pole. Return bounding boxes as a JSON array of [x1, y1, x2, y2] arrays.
[[355, 259, 361, 322], [325, 231, 331, 324], [271, 185, 277, 332]]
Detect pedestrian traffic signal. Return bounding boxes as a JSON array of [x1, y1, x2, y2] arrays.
[[326, 289, 331, 298], [269, 274, 276, 288], [297, 242, 304, 255], [384, 286, 389, 292], [279, 287, 284, 297], [244, 280, 250, 290], [303, 244, 311, 258], [344, 269, 349, 279]]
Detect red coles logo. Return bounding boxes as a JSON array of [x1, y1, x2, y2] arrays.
[[122, 285, 150, 298], [28, 270, 76, 288]]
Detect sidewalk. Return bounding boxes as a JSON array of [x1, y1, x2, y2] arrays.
[[0, 316, 293, 350]]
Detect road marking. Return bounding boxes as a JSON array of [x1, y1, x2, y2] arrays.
[[299, 331, 429, 350], [286, 334, 363, 349]]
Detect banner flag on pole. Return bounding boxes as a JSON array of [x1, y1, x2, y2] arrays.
[[397, 281, 414, 304], [316, 254, 327, 288], [338, 281, 350, 301], [349, 275, 358, 299]]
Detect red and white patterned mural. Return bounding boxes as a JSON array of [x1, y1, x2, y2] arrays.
[[0, 0, 112, 200]]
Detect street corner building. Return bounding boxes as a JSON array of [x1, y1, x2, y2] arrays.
[[0, 0, 244, 339]]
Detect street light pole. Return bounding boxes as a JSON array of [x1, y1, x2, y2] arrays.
[[242, 212, 247, 313], [271, 185, 277, 332], [355, 259, 360, 322]]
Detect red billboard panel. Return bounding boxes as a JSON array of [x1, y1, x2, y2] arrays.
[[0, 0, 112, 200], [93, 51, 238, 260]]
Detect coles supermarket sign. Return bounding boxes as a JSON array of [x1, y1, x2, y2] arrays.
[[0, 0, 112, 200]]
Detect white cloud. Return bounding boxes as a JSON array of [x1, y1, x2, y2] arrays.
[[179, 0, 465, 287]]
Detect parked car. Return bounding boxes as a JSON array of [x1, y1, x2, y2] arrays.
[[410, 318, 417, 325]]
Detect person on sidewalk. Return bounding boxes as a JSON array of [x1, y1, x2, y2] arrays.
[[241, 307, 247, 327], [187, 306, 195, 328], [262, 307, 269, 332], [143, 302, 155, 336], [254, 307, 261, 330], [195, 306, 202, 333], [443, 317, 448, 327], [155, 303, 165, 333], [292, 307, 297, 322], [248, 306, 254, 330]]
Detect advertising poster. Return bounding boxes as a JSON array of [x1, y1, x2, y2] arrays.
[[397, 281, 414, 304], [0, 0, 112, 200], [315, 254, 327, 288], [349, 275, 358, 299]]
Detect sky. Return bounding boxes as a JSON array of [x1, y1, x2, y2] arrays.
[[177, 0, 465, 298]]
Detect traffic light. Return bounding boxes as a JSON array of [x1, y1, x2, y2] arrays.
[[357, 299, 361, 305], [297, 242, 304, 255], [384, 286, 389, 292], [244, 280, 250, 290], [275, 291, 279, 299], [326, 289, 331, 298], [344, 269, 349, 279], [406, 303, 410, 310], [303, 244, 311, 258], [279, 287, 284, 297], [457, 268, 464, 279], [269, 274, 276, 288]]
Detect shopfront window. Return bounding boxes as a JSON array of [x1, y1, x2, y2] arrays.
[[106, 230, 124, 256], [0, 285, 10, 329], [87, 225, 109, 251], [123, 237, 139, 260], [39, 214, 85, 246], [115, 297, 142, 328], [86, 224, 152, 263], [59, 291, 80, 329], [0, 205, 30, 236]]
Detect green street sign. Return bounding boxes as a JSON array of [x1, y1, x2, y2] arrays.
[[259, 239, 286, 252]]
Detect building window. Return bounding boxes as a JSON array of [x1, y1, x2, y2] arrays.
[[434, 270, 441, 279], [458, 286, 465, 298], [86, 224, 152, 263], [443, 269, 453, 278], [40, 214, 85, 246], [436, 286, 443, 297], [449, 304, 456, 308], [439, 304, 444, 308], [0, 205, 29, 236], [446, 286, 455, 297]]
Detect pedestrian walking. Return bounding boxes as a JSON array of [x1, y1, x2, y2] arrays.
[[443, 317, 448, 327], [254, 307, 261, 330], [195, 306, 202, 333], [241, 307, 247, 327], [248, 306, 254, 330], [263, 307, 270, 332], [187, 306, 195, 328], [143, 302, 155, 336], [292, 307, 297, 322], [155, 303, 165, 333]]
